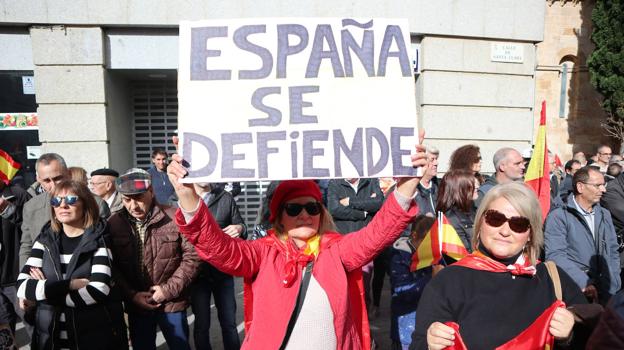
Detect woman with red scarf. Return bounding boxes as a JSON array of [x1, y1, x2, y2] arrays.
[[412, 182, 587, 350], [167, 138, 427, 349]]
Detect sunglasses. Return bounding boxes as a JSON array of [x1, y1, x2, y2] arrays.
[[50, 195, 79, 207], [283, 202, 322, 217], [483, 209, 531, 233]]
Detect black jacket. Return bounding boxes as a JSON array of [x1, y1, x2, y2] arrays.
[[27, 221, 127, 350], [601, 173, 624, 264], [198, 188, 246, 281], [0, 183, 30, 286], [444, 207, 475, 253], [327, 178, 384, 234], [415, 178, 438, 216]]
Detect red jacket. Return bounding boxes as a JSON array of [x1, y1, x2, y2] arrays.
[[176, 194, 418, 349]]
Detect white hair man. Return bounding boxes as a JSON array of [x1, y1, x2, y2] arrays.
[[476, 147, 525, 207]]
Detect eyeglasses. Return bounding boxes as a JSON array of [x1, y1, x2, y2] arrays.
[[484, 209, 531, 233], [50, 195, 79, 207], [88, 180, 106, 186], [582, 182, 606, 190], [283, 202, 322, 217], [599, 152, 612, 156]]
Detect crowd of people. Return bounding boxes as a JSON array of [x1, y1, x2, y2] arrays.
[[1, 139, 624, 349]]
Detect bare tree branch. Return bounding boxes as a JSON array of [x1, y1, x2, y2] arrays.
[[601, 113, 624, 142]]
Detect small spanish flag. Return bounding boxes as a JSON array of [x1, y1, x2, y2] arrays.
[[411, 212, 470, 271], [0, 149, 20, 185]]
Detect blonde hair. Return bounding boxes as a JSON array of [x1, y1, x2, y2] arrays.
[[68, 166, 88, 185], [472, 182, 543, 265], [49, 180, 100, 233], [272, 204, 336, 239]]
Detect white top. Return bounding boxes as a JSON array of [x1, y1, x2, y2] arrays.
[[285, 273, 337, 350], [106, 191, 117, 209]]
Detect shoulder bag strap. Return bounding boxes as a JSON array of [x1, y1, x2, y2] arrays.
[[545, 260, 562, 301], [279, 261, 314, 350]]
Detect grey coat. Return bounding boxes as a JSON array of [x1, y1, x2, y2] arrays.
[[19, 192, 110, 268], [544, 195, 621, 301]]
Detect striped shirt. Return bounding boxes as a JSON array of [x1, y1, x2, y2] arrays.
[[17, 232, 113, 350]]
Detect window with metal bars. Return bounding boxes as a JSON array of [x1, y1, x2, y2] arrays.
[[130, 79, 268, 227]]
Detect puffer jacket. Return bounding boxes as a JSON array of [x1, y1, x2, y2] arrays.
[[177, 193, 418, 350], [108, 204, 199, 313], [19, 220, 127, 350]]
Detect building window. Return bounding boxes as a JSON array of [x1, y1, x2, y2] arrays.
[[559, 62, 568, 118], [558, 56, 576, 119]]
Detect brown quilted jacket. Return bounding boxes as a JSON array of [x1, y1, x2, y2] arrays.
[[108, 204, 199, 313]]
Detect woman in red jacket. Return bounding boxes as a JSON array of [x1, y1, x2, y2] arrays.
[[167, 140, 426, 350]]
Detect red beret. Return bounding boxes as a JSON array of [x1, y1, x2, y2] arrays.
[[269, 180, 322, 223]]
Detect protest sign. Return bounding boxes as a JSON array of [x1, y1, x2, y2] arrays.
[[178, 18, 419, 182]]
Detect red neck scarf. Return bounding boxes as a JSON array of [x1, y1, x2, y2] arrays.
[[453, 250, 537, 277], [266, 230, 321, 288]]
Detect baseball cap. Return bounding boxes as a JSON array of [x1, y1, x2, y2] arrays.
[[116, 168, 152, 195]]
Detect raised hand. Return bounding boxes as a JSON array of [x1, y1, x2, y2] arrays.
[[167, 136, 201, 211], [395, 129, 428, 199]]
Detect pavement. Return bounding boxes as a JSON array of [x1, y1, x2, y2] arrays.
[[15, 276, 396, 349]]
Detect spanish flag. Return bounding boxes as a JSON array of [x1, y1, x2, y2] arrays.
[[411, 212, 469, 271], [0, 149, 20, 185], [525, 101, 550, 221], [444, 300, 564, 350]]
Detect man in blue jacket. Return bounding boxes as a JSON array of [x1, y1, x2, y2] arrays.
[[545, 166, 621, 304]]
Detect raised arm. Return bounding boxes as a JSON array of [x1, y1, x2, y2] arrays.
[[337, 190, 418, 271], [168, 136, 263, 278], [175, 202, 263, 278], [338, 133, 427, 271]]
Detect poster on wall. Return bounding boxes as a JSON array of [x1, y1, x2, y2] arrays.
[[0, 113, 38, 130], [178, 18, 419, 182]]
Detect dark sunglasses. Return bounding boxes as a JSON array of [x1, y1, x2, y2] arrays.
[[484, 209, 531, 233], [283, 202, 322, 217], [50, 195, 79, 207]]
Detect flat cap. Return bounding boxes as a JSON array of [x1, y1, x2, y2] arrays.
[[90, 168, 119, 177], [116, 168, 152, 195]]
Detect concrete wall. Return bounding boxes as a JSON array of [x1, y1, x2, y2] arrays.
[[0, 29, 33, 70], [31, 26, 111, 172], [534, 1, 611, 161], [419, 37, 537, 172], [1, 0, 545, 41], [105, 72, 133, 173], [0, 0, 547, 172]]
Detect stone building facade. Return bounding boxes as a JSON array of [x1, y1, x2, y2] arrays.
[[535, 0, 613, 161], [0, 0, 546, 177]]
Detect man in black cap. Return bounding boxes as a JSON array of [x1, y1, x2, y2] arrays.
[[108, 168, 198, 350], [89, 168, 123, 213]]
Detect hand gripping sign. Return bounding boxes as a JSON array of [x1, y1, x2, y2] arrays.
[[178, 18, 419, 182]]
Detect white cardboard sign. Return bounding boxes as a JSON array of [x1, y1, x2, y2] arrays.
[[178, 18, 419, 182]]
